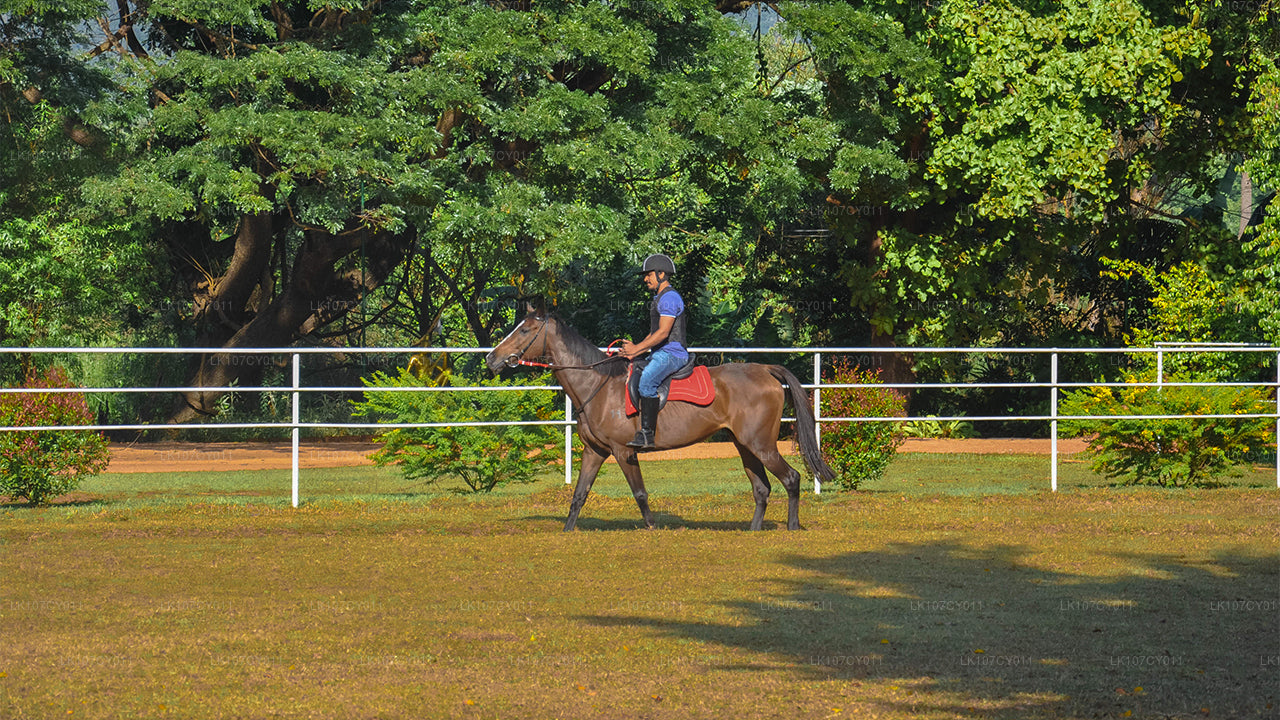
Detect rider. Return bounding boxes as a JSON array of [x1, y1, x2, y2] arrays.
[[621, 253, 688, 450]]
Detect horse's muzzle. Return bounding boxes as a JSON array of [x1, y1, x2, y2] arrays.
[[482, 351, 508, 375]]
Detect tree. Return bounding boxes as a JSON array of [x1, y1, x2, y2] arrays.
[[53, 0, 794, 422], [0, 1, 175, 403], [1237, 7, 1280, 344], [714, 0, 1280, 400], [2, 0, 1274, 431]]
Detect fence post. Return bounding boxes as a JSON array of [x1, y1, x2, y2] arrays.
[[1050, 351, 1059, 493], [291, 352, 300, 508], [813, 351, 822, 495], [565, 393, 573, 485]]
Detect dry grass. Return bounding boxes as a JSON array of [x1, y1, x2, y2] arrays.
[[1, 457, 1277, 719]]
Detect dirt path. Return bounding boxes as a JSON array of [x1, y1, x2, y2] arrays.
[[106, 437, 1088, 474]]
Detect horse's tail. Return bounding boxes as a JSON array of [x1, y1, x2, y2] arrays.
[[768, 365, 836, 483]]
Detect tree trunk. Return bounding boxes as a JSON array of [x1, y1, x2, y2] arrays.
[[1239, 168, 1253, 241], [169, 223, 411, 424], [192, 211, 274, 340]]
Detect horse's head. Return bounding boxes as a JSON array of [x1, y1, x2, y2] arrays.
[[484, 298, 550, 375]]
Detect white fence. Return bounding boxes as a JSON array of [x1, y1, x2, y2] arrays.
[[2, 344, 1277, 506]]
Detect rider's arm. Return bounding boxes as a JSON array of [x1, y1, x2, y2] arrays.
[[622, 315, 676, 359]]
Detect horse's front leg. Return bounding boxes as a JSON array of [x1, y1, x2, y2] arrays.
[[565, 447, 609, 532], [614, 447, 655, 529]]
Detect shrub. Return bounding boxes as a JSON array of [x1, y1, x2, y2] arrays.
[[819, 361, 907, 490], [1062, 259, 1276, 488], [1061, 376, 1273, 488], [352, 368, 563, 493], [902, 416, 976, 439], [0, 367, 110, 505]]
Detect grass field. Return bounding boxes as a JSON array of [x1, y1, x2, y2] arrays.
[[2, 454, 1277, 719]]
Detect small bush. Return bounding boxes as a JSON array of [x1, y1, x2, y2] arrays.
[[902, 416, 976, 439], [352, 368, 563, 494], [0, 367, 110, 505], [1061, 376, 1273, 488], [819, 361, 907, 490]]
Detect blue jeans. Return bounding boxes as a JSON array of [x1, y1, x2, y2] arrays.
[[638, 349, 687, 398]]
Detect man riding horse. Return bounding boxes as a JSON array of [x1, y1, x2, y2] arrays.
[[485, 257, 835, 531], [620, 253, 686, 450]]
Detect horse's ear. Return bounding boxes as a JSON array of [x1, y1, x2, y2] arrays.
[[524, 296, 546, 319]]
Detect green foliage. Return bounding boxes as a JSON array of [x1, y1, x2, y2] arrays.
[[1, 0, 1276, 423], [1241, 60, 1280, 344], [819, 361, 907, 490], [353, 367, 562, 493], [0, 211, 163, 347], [1062, 258, 1274, 488], [0, 367, 109, 505], [1103, 259, 1266, 380], [909, 0, 1210, 220], [901, 416, 976, 439], [1060, 378, 1272, 488], [752, 0, 1261, 355]]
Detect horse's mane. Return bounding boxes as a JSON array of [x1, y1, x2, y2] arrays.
[[551, 314, 628, 377]]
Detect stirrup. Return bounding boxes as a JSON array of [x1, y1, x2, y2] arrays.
[[627, 430, 655, 449]]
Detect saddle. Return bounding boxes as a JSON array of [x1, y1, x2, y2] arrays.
[[625, 353, 716, 416]]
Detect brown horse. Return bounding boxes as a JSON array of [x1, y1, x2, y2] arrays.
[[485, 302, 835, 531]]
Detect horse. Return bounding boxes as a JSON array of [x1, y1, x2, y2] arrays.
[[484, 301, 836, 531]]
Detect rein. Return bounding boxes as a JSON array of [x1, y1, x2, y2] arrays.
[[507, 331, 629, 417], [515, 338, 630, 371], [518, 356, 627, 371]]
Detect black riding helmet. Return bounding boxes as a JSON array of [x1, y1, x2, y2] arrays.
[[639, 253, 676, 277]]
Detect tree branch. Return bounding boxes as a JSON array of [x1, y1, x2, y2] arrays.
[[763, 54, 814, 96], [116, 0, 150, 59], [84, 21, 133, 60]]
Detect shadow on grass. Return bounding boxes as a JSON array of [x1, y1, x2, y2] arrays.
[[518, 512, 779, 532], [583, 540, 1279, 718], [0, 497, 106, 509]]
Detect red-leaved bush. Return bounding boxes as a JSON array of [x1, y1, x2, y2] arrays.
[[0, 367, 109, 505], [819, 361, 907, 490]]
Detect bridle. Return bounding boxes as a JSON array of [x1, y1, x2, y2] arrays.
[[502, 318, 628, 418], [505, 318, 628, 371], [503, 316, 551, 369]]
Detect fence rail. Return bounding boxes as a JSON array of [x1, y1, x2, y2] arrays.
[[3, 344, 1277, 506]]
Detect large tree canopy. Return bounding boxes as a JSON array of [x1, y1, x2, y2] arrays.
[[3, 0, 787, 419], [723, 0, 1274, 371], [1, 0, 1274, 424]]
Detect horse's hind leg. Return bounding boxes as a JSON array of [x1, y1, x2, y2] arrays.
[[565, 446, 609, 532], [614, 447, 655, 529], [757, 448, 802, 531], [735, 441, 772, 531]]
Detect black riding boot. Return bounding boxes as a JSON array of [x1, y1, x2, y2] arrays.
[[627, 396, 660, 450]]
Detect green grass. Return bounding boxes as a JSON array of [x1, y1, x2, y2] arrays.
[[2, 454, 1277, 719], [61, 452, 1278, 510]]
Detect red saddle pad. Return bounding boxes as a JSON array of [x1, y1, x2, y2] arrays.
[[625, 365, 716, 416]]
